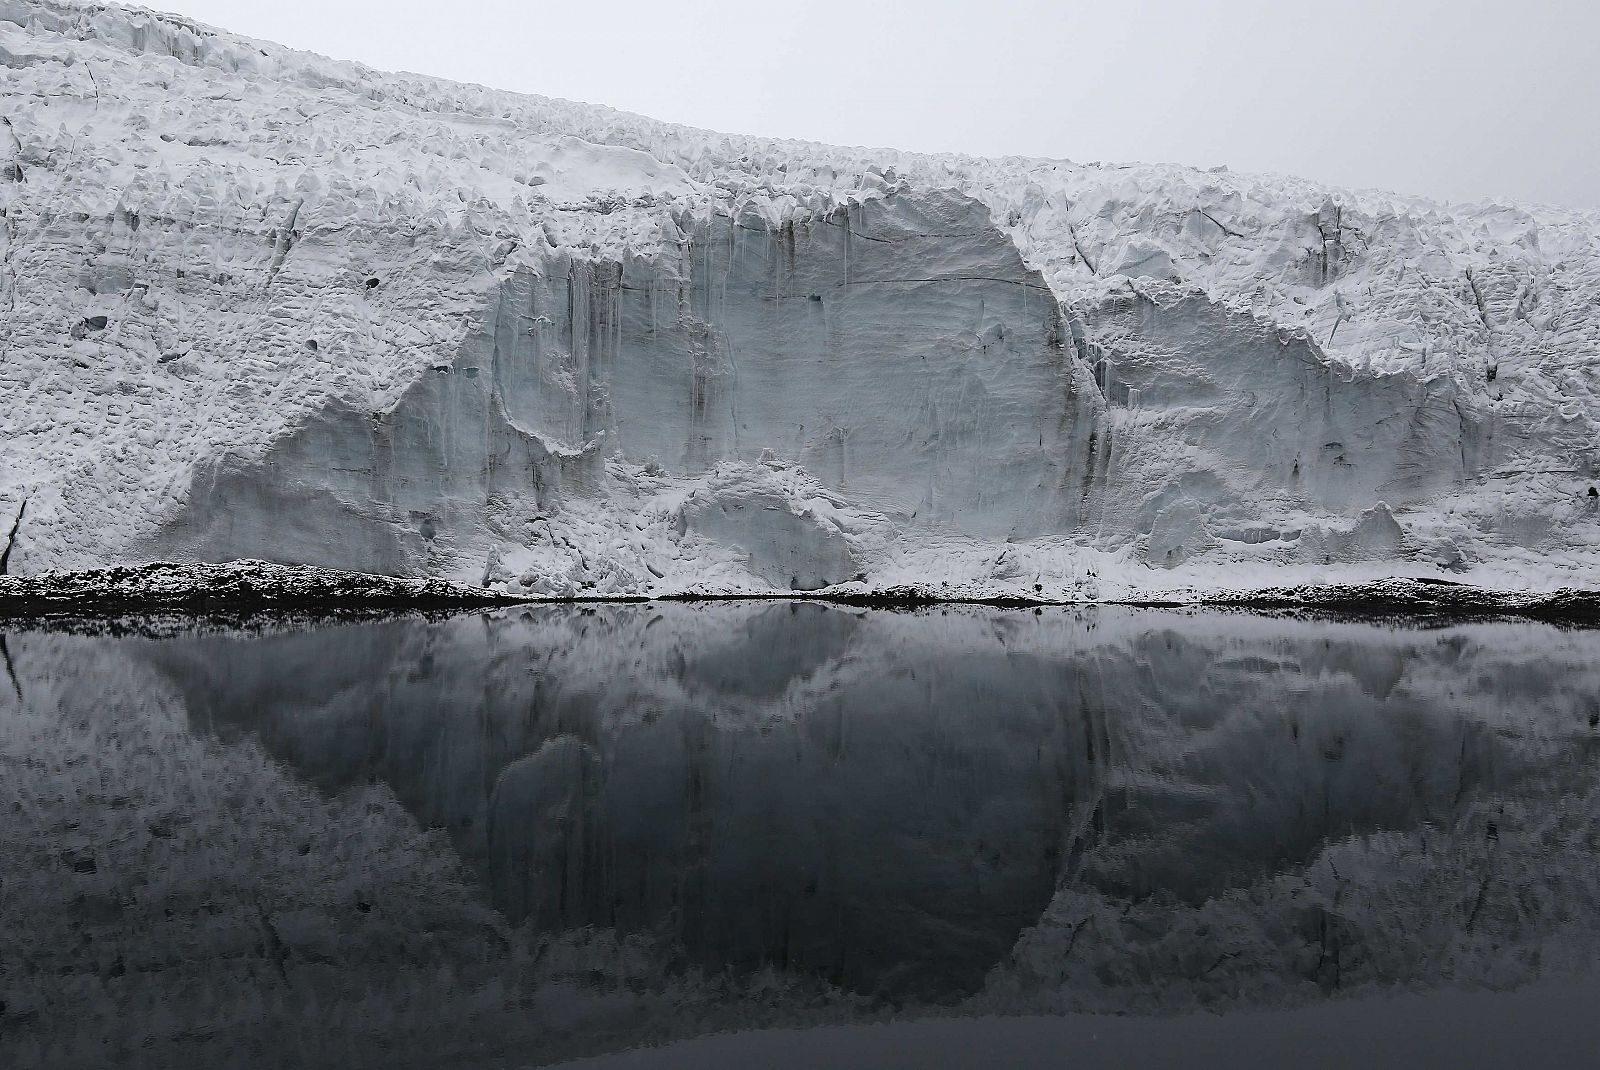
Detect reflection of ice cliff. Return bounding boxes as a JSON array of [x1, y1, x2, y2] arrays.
[[147, 607, 1600, 1004], [5, 606, 1600, 1065]]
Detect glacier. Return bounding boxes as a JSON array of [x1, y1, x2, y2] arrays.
[[3, 0, 1599, 599]]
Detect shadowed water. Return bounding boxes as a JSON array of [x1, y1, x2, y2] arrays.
[[3, 603, 1599, 1068]]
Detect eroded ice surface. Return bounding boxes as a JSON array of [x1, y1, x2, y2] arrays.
[[2, 1, 1600, 597], [4, 604, 1599, 1066]]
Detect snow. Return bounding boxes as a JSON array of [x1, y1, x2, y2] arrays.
[[3, 0, 1599, 599]]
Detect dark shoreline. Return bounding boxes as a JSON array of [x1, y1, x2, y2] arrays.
[[0, 565, 1175, 616], [0, 561, 517, 614], [1212, 580, 1600, 626], [3, 562, 1599, 629]]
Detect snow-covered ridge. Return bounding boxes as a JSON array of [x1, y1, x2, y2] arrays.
[[3, 0, 1598, 597]]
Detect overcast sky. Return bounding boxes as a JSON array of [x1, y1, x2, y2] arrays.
[[155, 0, 1599, 209]]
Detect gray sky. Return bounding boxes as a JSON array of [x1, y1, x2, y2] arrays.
[[155, 0, 1599, 209]]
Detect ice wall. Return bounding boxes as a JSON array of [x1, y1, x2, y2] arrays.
[[142, 190, 1502, 590], [3, 0, 1598, 596], [145, 189, 1101, 584]]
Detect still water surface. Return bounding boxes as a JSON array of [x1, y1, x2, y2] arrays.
[[3, 603, 1599, 1067]]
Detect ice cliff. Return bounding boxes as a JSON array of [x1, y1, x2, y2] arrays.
[[3, 0, 1599, 598]]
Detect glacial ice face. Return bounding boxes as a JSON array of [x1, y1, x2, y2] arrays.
[[3, 0, 1599, 595], [578, 191, 1095, 539], [130, 189, 1508, 592], [145, 189, 1095, 587]]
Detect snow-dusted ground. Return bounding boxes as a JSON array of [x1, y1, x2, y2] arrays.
[[3, 0, 1599, 599]]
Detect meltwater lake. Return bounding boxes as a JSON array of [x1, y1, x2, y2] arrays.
[[4, 603, 1599, 1067]]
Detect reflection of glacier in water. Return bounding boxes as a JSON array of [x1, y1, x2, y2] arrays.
[[5, 604, 1600, 1065]]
